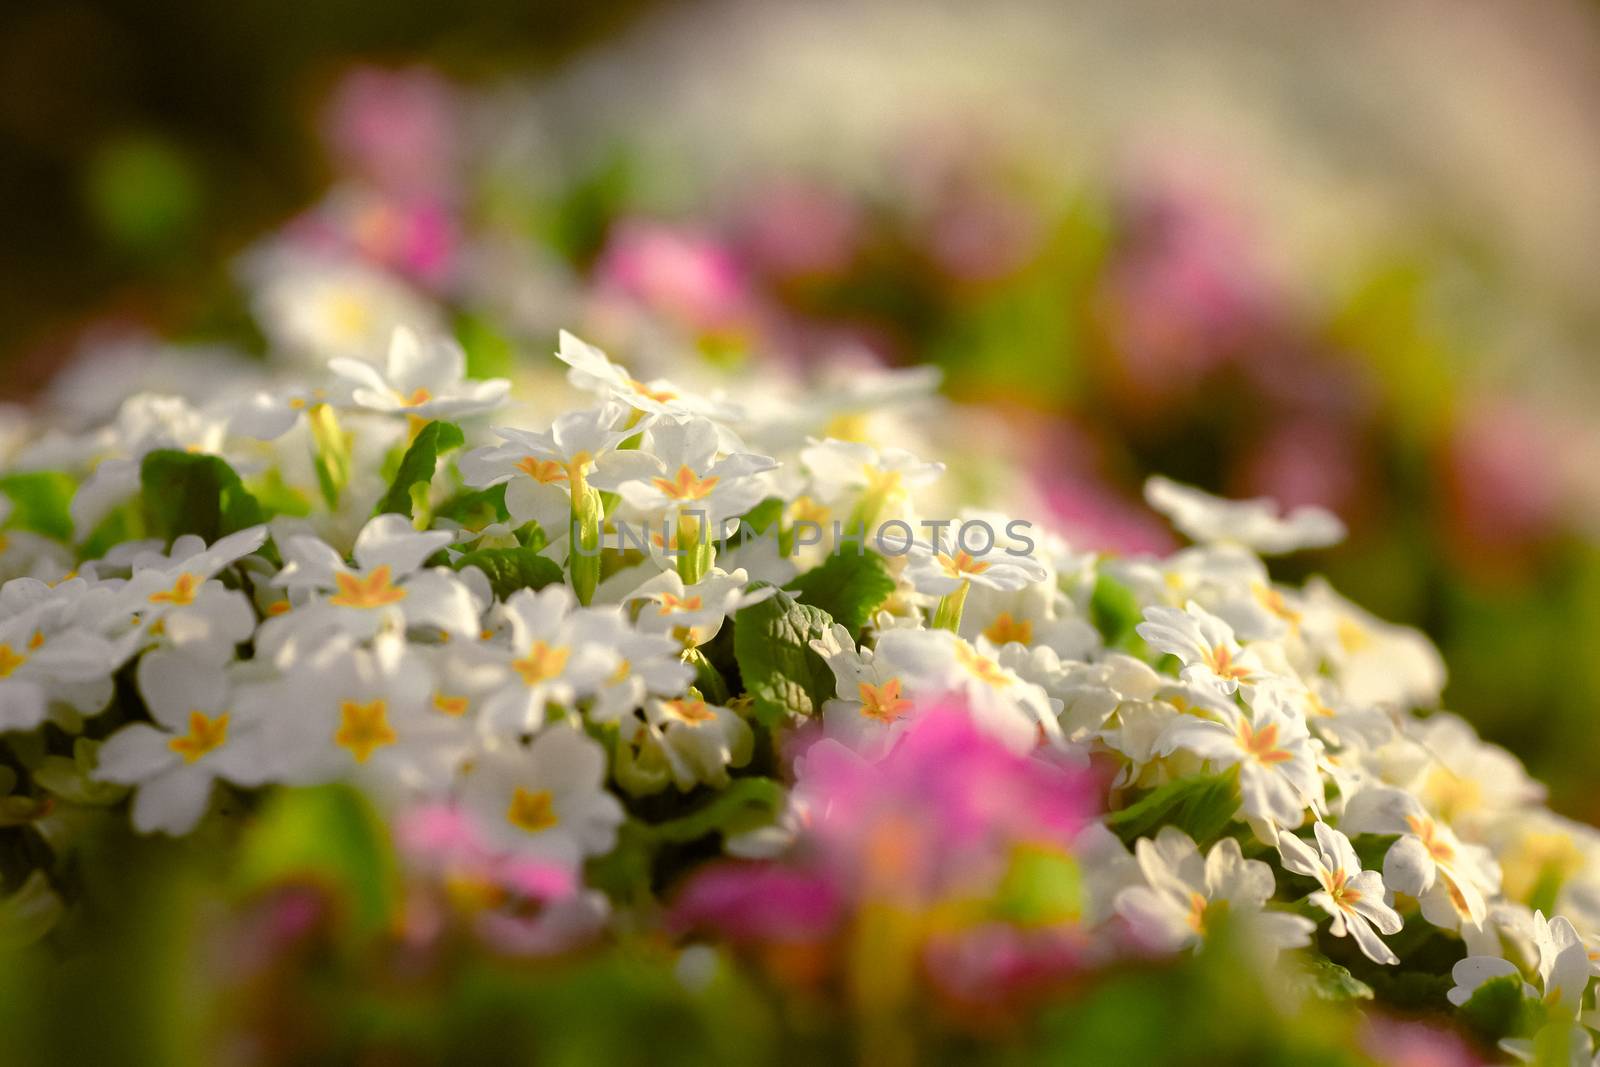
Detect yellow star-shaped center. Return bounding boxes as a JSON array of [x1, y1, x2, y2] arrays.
[[329, 565, 408, 609], [169, 710, 229, 763], [335, 699, 397, 763]]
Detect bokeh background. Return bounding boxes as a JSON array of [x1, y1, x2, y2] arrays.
[[6, 0, 1600, 817]]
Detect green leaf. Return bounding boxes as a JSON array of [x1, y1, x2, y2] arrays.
[[1287, 955, 1375, 1002], [1090, 573, 1144, 649], [682, 647, 730, 705], [640, 777, 786, 845], [0, 872, 63, 951], [732, 587, 837, 726], [453, 546, 564, 600], [139, 450, 265, 545], [0, 471, 75, 542], [31, 739, 128, 807], [735, 497, 784, 537], [784, 550, 896, 639], [1457, 973, 1542, 1044], [375, 421, 464, 518], [232, 784, 398, 939], [1105, 768, 1241, 850], [993, 844, 1083, 926], [436, 482, 509, 530]]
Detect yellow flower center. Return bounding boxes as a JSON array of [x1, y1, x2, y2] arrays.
[[652, 465, 719, 501], [1325, 868, 1362, 911], [0, 644, 27, 679], [334, 699, 397, 763], [1204, 643, 1251, 682], [431, 692, 470, 717], [329, 565, 408, 609], [1405, 814, 1455, 863], [265, 599, 292, 617], [953, 641, 1010, 687], [787, 496, 830, 526], [858, 678, 912, 723], [983, 612, 1033, 646], [1187, 891, 1208, 933], [628, 378, 677, 404], [512, 641, 570, 686], [403, 387, 432, 407], [1237, 718, 1292, 764], [656, 593, 703, 616], [938, 551, 991, 580], [149, 572, 201, 606], [168, 710, 229, 763], [506, 787, 559, 833], [662, 698, 716, 724], [515, 456, 569, 484]]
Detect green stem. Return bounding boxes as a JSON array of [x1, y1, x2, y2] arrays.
[[933, 580, 970, 632]]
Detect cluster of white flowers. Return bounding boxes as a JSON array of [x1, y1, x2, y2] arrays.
[[3, 320, 1599, 1054]]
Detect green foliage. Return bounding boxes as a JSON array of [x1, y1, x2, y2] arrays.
[[31, 739, 128, 808], [0, 471, 75, 542], [1288, 955, 1375, 1002], [732, 587, 837, 726], [232, 784, 398, 939], [993, 844, 1083, 926], [0, 872, 63, 952], [452, 546, 563, 600], [1090, 573, 1146, 651], [639, 777, 786, 846], [735, 497, 784, 536], [784, 550, 895, 639], [436, 482, 509, 530], [1457, 973, 1542, 1045], [139, 450, 265, 545], [1105, 768, 1241, 850], [375, 421, 464, 518]]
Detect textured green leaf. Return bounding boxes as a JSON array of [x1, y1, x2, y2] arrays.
[[1105, 767, 1241, 849], [1288, 955, 1375, 1002], [732, 587, 837, 726], [139, 450, 265, 545], [375, 420, 464, 518], [1457, 973, 1542, 1044], [784, 550, 895, 639], [453, 546, 564, 600]]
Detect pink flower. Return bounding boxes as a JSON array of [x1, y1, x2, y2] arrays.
[[593, 221, 755, 335], [322, 66, 460, 197], [1359, 1015, 1485, 1067], [1442, 398, 1563, 563], [671, 864, 843, 945]]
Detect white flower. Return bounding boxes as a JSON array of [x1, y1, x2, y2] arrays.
[[0, 582, 125, 730], [797, 438, 943, 528], [262, 514, 479, 658], [591, 416, 777, 538], [477, 586, 619, 736], [1448, 912, 1592, 1015], [556, 330, 738, 421], [1298, 577, 1447, 711], [1114, 826, 1314, 958], [1145, 475, 1345, 555], [582, 614, 694, 723], [94, 648, 271, 834], [1277, 822, 1403, 965], [246, 632, 469, 792], [904, 539, 1049, 597], [957, 574, 1099, 661], [245, 248, 441, 366], [620, 696, 753, 793], [1136, 601, 1269, 695], [622, 567, 773, 648], [120, 526, 268, 660], [330, 326, 509, 423], [70, 395, 230, 539], [458, 723, 624, 866], [1341, 785, 1501, 929], [1159, 687, 1323, 827], [458, 400, 638, 537]]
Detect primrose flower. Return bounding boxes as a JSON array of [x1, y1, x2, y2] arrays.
[[94, 648, 271, 834], [1342, 785, 1501, 929], [459, 400, 640, 536], [1277, 822, 1402, 965], [0, 582, 126, 730], [591, 416, 778, 538], [1449, 911, 1593, 1014], [246, 632, 469, 791], [556, 330, 738, 421], [1145, 475, 1345, 555], [581, 615, 694, 723], [458, 723, 624, 867], [904, 537, 1050, 597], [1136, 600, 1268, 696], [120, 526, 268, 660], [623, 566, 773, 647], [70, 395, 231, 539], [245, 248, 441, 366], [1159, 686, 1323, 827], [798, 438, 944, 529], [617, 696, 754, 793], [329, 325, 509, 424], [1114, 827, 1314, 959], [262, 514, 479, 658], [476, 585, 620, 736]]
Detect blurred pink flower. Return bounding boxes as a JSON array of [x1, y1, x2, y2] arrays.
[[1240, 419, 1364, 521], [594, 220, 755, 336], [671, 864, 843, 945], [1037, 471, 1178, 556], [396, 803, 577, 905], [1359, 1015, 1484, 1067], [735, 180, 863, 280], [923, 923, 1087, 1010], [286, 191, 460, 288], [322, 66, 460, 197], [1443, 398, 1563, 559]]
